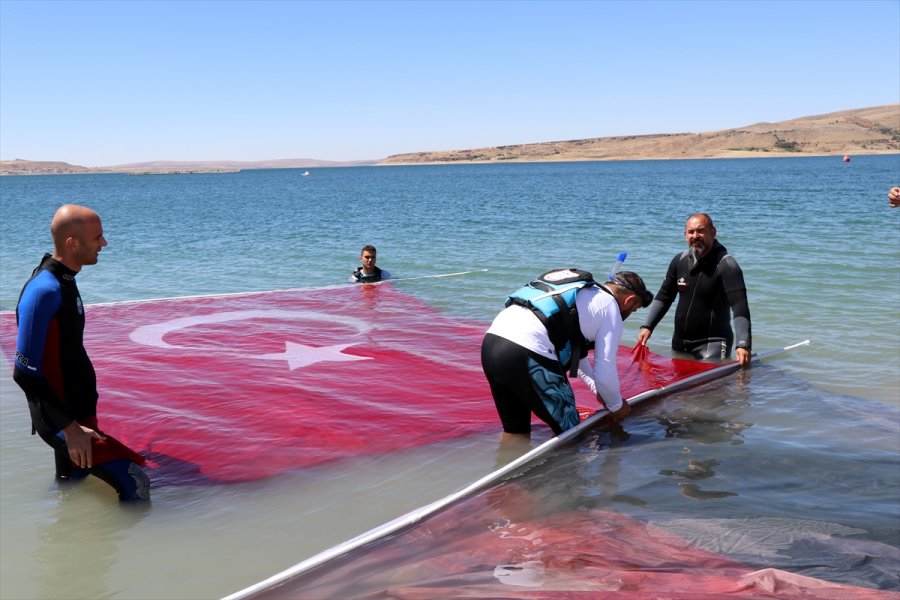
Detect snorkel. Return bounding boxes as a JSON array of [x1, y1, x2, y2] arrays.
[[608, 252, 627, 281], [607, 252, 653, 312]]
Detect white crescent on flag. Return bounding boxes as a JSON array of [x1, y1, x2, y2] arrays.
[[128, 309, 373, 370]]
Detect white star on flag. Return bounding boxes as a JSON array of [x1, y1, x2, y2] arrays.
[[256, 341, 373, 370]]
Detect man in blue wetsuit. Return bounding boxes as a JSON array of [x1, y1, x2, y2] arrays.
[[13, 204, 150, 500], [638, 213, 752, 367]]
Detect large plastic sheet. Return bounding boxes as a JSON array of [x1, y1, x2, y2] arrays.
[[247, 482, 898, 599], [0, 284, 717, 484]]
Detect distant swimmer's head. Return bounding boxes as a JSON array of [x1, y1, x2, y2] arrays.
[[609, 271, 653, 320], [359, 244, 377, 270]]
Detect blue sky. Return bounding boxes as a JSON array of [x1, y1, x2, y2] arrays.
[[1, 0, 898, 166]]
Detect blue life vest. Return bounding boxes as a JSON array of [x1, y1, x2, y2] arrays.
[[505, 268, 607, 375]]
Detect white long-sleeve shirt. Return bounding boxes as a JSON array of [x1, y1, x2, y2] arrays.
[[485, 286, 625, 411]]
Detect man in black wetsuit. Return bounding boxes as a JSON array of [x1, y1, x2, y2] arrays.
[[13, 204, 150, 500], [637, 213, 752, 367]]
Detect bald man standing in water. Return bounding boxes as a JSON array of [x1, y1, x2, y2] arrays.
[[13, 205, 150, 500]]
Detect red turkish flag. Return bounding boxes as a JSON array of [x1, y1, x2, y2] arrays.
[[2, 284, 716, 484]]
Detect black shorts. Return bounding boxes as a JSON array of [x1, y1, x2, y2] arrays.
[[481, 333, 580, 435]]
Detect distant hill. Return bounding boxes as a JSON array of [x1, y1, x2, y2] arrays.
[[0, 160, 96, 175], [3, 105, 898, 175], [379, 104, 900, 164], [0, 157, 373, 176]]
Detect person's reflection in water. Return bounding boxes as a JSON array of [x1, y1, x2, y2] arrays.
[[656, 375, 753, 445], [517, 416, 642, 516], [655, 376, 753, 499], [576, 418, 648, 508], [35, 482, 150, 599]]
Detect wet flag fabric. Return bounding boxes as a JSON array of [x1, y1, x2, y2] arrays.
[[1, 284, 717, 485]]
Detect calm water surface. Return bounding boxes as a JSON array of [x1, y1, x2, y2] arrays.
[[1, 156, 898, 598]]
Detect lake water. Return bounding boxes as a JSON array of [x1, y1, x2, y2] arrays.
[[1, 156, 898, 598]]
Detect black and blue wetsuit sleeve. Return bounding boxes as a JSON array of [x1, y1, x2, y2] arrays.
[[15, 271, 60, 376], [13, 272, 73, 429], [720, 255, 752, 350]]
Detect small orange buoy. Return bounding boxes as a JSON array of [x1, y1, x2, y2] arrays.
[[843, 155, 851, 162]]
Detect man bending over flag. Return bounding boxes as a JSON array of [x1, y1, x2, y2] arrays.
[[481, 268, 652, 437]]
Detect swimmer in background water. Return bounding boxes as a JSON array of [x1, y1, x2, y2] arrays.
[[889, 187, 899, 208], [350, 244, 390, 283]]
